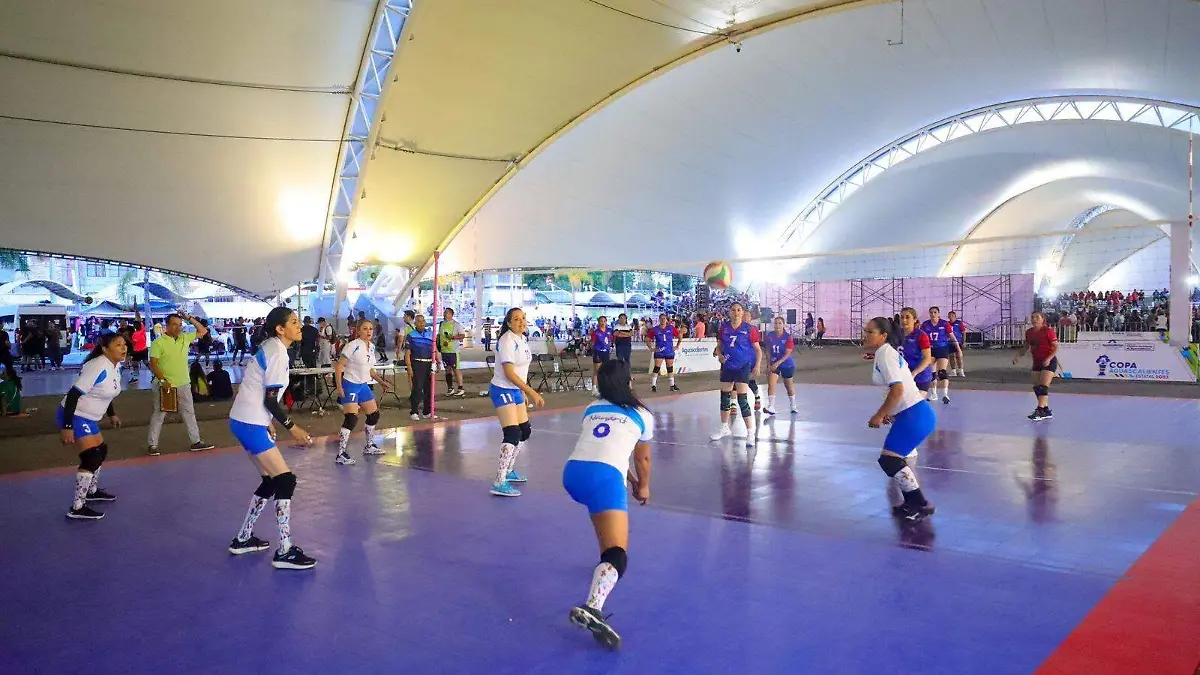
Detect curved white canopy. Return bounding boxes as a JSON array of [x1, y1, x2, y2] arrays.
[[438, 0, 1200, 286], [4, 0, 1200, 298]]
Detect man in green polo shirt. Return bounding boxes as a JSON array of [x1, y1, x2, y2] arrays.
[[147, 312, 216, 455], [438, 308, 466, 397]]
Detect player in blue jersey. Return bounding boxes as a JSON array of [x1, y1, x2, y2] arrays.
[[709, 302, 762, 447], [562, 360, 652, 650], [227, 307, 317, 569], [590, 316, 614, 395], [920, 306, 960, 405], [863, 317, 937, 521], [645, 313, 681, 392], [947, 311, 968, 377], [57, 332, 126, 520], [763, 316, 797, 415]]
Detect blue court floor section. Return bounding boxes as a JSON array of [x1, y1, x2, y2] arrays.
[[1, 385, 1196, 675]]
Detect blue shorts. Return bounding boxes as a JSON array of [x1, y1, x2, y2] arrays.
[[441, 353, 458, 369], [884, 400, 936, 456], [229, 419, 275, 455], [55, 407, 101, 439], [489, 384, 525, 408], [653, 352, 675, 361], [592, 350, 610, 364], [773, 361, 795, 379], [720, 363, 752, 383], [930, 344, 951, 360], [339, 381, 375, 405], [562, 459, 628, 514]]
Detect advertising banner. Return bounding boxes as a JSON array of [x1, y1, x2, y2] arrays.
[[650, 338, 721, 374], [1057, 339, 1196, 383]]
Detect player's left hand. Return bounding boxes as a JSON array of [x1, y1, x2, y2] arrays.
[[108, 415, 122, 428], [868, 412, 887, 428]]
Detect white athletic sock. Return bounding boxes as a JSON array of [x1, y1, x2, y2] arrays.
[[275, 499, 292, 552], [363, 425, 376, 446], [495, 443, 517, 484], [788, 394, 796, 408], [338, 427, 350, 452], [73, 471, 91, 510], [237, 496, 268, 542], [651, 374, 658, 386], [586, 562, 620, 611], [669, 375, 675, 386], [88, 467, 101, 495], [893, 466, 920, 492]]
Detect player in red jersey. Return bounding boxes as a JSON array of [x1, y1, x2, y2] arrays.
[[1013, 311, 1058, 421]]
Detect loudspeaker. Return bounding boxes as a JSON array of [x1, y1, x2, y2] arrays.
[[786, 309, 798, 324]]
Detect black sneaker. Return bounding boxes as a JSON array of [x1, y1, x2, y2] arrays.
[[568, 605, 621, 650], [891, 505, 907, 518], [1029, 407, 1049, 421], [191, 441, 215, 452], [67, 505, 104, 520], [650, 385, 657, 393], [272, 546, 317, 570], [229, 535, 271, 555], [86, 489, 116, 502], [941, 395, 950, 405], [670, 385, 680, 392], [898, 503, 936, 522], [1040, 408, 1053, 420], [148, 446, 161, 456]]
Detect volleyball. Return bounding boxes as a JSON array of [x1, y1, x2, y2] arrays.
[[703, 261, 733, 289]]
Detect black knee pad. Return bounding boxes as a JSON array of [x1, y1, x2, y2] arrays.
[[365, 411, 380, 426], [737, 393, 752, 418], [747, 379, 759, 394], [937, 369, 948, 381], [1033, 385, 1049, 397], [878, 454, 907, 477], [502, 424, 521, 446], [600, 546, 628, 578], [720, 391, 732, 411], [342, 413, 358, 431], [518, 421, 532, 442], [665, 365, 673, 373], [77, 445, 104, 472], [95, 442, 108, 464], [254, 475, 275, 499], [272, 472, 297, 500]]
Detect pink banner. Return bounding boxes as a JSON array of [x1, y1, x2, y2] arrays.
[[762, 274, 1034, 340]]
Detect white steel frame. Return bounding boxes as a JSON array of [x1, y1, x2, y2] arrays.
[[315, 1, 413, 296], [777, 96, 1200, 255]]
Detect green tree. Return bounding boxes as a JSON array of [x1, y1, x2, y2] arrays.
[[521, 273, 549, 291], [116, 269, 138, 306], [671, 273, 696, 294], [605, 271, 628, 293], [0, 249, 30, 273], [162, 272, 191, 297]]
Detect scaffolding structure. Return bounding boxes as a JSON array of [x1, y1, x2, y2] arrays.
[[849, 278, 904, 342], [769, 282, 816, 329], [950, 274, 1017, 346]]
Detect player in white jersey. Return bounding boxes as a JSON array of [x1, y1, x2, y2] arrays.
[[227, 307, 317, 570], [57, 332, 126, 520], [333, 319, 392, 466], [863, 317, 936, 522], [488, 308, 543, 497], [562, 360, 653, 650]]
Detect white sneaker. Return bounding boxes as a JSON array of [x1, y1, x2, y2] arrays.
[[410, 413, 421, 421], [335, 452, 356, 466], [790, 406, 798, 414], [710, 424, 732, 441], [959, 369, 966, 378]]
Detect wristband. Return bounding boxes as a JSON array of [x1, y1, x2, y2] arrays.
[[283, 419, 295, 430]]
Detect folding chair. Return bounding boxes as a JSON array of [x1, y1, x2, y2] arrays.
[[560, 352, 588, 391]]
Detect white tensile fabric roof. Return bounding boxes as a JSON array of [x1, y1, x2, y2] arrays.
[[2, 0, 1198, 296]]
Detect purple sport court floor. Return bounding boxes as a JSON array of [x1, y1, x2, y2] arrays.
[[2, 385, 1198, 674]]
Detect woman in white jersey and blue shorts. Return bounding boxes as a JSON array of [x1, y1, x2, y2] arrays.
[[489, 308, 544, 497], [862, 316, 937, 521], [227, 307, 317, 570], [333, 318, 392, 466], [563, 359, 652, 650], [57, 332, 126, 520]]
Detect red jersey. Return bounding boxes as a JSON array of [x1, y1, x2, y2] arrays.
[[1025, 326, 1057, 362], [132, 328, 147, 352]]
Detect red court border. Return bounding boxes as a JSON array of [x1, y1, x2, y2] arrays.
[[1035, 497, 1200, 674]]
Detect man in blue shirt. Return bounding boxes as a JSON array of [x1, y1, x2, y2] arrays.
[[404, 314, 437, 420]]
